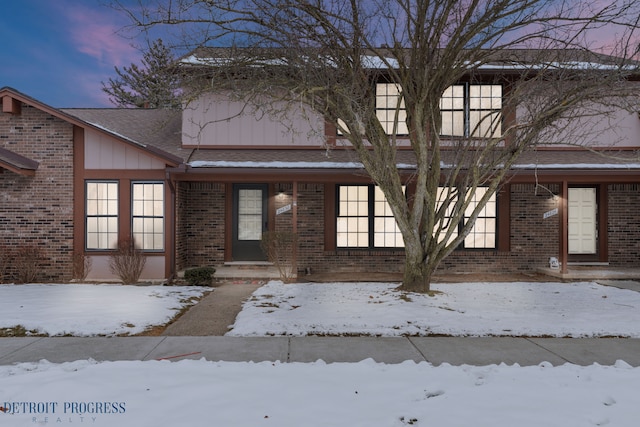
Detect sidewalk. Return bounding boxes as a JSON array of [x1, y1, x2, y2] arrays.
[[2, 336, 639, 366]]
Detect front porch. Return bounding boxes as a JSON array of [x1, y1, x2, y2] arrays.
[[178, 262, 281, 284], [538, 265, 640, 281]]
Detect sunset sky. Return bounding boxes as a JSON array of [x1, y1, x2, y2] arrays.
[[1, 1, 636, 109], [0, 1, 142, 108]]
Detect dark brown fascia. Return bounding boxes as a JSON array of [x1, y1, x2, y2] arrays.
[[0, 146, 39, 176], [0, 87, 182, 168]]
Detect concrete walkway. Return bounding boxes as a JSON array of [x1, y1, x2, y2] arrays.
[[1, 336, 639, 366], [162, 283, 260, 336]]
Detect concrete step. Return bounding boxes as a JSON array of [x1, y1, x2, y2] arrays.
[[178, 262, 286, 284]]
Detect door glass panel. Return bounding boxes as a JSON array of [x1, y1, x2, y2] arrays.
[[238, 189, 263, 241]]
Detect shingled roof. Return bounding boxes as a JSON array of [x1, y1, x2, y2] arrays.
[[62, 108, 187, 162]]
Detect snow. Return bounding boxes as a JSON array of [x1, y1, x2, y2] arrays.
[[512, 163, 640, 170], [188, 160, 417, 169], [0, 284, 210, 336], [1, 359, 638, 426], [2, 280, 639, 338], [2, 281, 640, 426], [228, 281, 640, 337], [188, 159, 640, 171]]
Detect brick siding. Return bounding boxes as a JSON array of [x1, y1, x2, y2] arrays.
[[175, 181, 639, 276], [0, 104, 74, 282], [608, 184, 640, 265], [175, 181, 226, 270]]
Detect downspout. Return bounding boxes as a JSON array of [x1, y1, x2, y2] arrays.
[[292, 180, 298, 278], [560, 180, 569, 275], [166, 169, 177, 282]]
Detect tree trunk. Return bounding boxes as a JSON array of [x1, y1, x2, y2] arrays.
[[398, 251, 433, 293]]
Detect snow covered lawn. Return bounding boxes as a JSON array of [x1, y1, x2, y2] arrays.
[[228, 281, 640, 337], [2, 281, 640, 426], [1, 359, 638, 427], [0, 284, 210, 336]]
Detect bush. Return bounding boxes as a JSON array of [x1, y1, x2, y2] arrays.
[[260, 231, 298, 282], [109, 238, 146, 285], [184, 267, 216, 286], [0, 245, 12, 284], [13, 245, 42, 284], [72, 253, 93, 281]]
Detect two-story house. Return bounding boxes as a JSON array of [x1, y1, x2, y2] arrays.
[[1, 51, 639, 283]]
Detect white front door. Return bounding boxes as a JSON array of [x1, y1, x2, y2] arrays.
[[568, 187, 597, 254]]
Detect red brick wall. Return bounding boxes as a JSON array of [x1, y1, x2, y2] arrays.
[[294, 183, 561, 275], [441, 184, 560, 273], [0, 104, 74, 282], [175, 181, 639, 276], [175, 181, 226, 270], [608, 184, 640, 266]]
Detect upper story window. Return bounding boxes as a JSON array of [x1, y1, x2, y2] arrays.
[[373, 83, 502, 138], [440, 84, 502, 138], [376, 83, 409, 135]]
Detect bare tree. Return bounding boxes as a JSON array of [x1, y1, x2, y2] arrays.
[[102, 38, 182, 108], [115, 0, 640, 292]]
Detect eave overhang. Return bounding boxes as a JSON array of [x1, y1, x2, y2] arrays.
[[1, 87, 182, 168], [0, 146, 39, 176]]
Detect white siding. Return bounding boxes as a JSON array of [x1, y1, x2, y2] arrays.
[[84, 129, 166, 170], [182, 92, 326, 147], [86, 255, 166, 281]]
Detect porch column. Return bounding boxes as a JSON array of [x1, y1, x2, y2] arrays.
[[292, 181, 298, 276], [559, 180, 569, 274]]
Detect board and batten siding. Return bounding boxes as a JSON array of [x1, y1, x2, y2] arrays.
[[182, 92, 325, 147], [84, 128, 166, 170]]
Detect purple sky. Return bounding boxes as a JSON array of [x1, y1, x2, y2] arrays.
[[1, 1, 635, 109], [0, 1, 143, 108]]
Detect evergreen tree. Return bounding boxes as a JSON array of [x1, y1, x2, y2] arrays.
[[102, 39, 181, 109]]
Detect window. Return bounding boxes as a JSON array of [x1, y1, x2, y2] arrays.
[[336, 185, 404, 248], [86, 181, 118, 250], [376, 83, 409, 135], [436, 186, 497, 249], [132, 182, 164, 251], [440, 84, 502, 138], [374, 186, 404, 247], [463, 187, 496, 249], [373, 83, 502, 138], [335, 185, 496, 250]]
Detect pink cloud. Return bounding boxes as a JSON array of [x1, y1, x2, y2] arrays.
[[60, 2, 142, 68]]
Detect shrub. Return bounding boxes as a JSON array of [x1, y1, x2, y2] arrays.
[[13, 245, 43, 284], [0, 245, 12, 284], [109, 238, 146, 285], [72, 253, 93, 281], [184, 267, 216, 286], [260, 231, 298, 282]]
